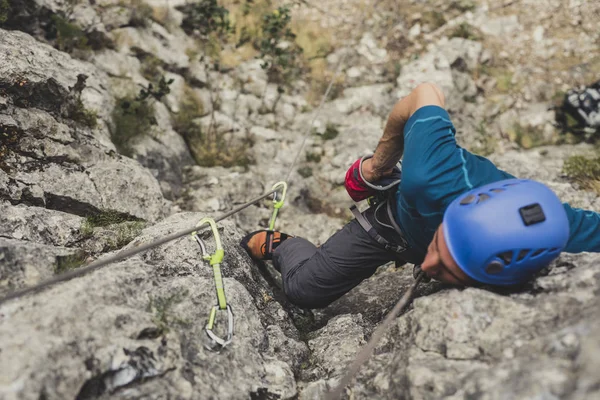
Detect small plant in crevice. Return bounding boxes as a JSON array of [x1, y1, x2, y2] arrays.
[[305, 151, 322, 163], [111, 97, 155, 156], [129, 0, 154, 28], [321, 123, 339, 141], [50, 14, 90, 53], [448, 0, 476, 12], [80, 210, 146, 251], [110, 76, 172, 156], [0, 0, 9, 24], [178, 0, 232, 37], [563, 155, 600, 194], [422, 10, 446, 31], [298, 166, 313, 178], [54, 251, 89, 275], [147, 290, 190, 336], [107, 221, 146, 250], [449, 22, 481, 41], [83, 209, 141, 228], [259, 6, 304, 93], [64, 74, 98, 128], [70, 98, 98, 128], [0, 124, 21, 173], [173, 87, 253, 168], [139, 53, 164, 82], [137, 76, 174, 102]]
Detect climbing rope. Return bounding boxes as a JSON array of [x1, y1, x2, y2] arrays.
[[0, 26, 351, 306], [0, 189, 278, 305], [0, 7, 422, 390], [326, 271, 426, 399]]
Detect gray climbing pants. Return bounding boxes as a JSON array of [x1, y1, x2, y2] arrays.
[[272, 203, 411, 309]]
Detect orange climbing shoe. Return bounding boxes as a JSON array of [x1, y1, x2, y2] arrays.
[[240, 230, 292, 261]]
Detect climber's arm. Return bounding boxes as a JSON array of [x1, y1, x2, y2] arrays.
[[361, 83, 445, 182], [563, 203, 600, 253]]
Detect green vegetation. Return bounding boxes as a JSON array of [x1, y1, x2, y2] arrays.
[[259, 6, 304, 89], [0, 125, 20, 172], [84, 209, 139, 228], [509, 123, 550, 149], [54, 251, 88, 275], [81, 210, 146, 251], [111, 97, 155, 156], [129, 0, 154, 28], [70, 98, 98, 128], [137, 76, 174, 102], [422, 11, 446, 31], [140, 54, 163, 82], [449, 0, 476, 12], [147, 290, 190, 335], [563, 155, 600, 194], [110, 76, 172, 155], [173, 87, 253, 168], [298, 166, 313, 178], [496, 71, 514, 93], [305, 151, 322, 163], [107, 221, 145, 250], [179, 0, 231, 37], [51, 14, 89, 53], [321, 123, 339, 141], [474, 121, 497, 156], [0, 0, 9, 24], [449, 22, 480, 41]]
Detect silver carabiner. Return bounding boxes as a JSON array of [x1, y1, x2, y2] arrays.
[[205, 304, 234, 352]]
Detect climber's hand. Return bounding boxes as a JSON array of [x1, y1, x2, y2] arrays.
[[345, 156, 402, 202]]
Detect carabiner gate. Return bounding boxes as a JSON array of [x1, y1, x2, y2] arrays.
[[268, 181, 287, 231], [191, 217, 233, 352]]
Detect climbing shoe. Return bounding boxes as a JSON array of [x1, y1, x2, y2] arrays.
[[240, 230, 291, 261]]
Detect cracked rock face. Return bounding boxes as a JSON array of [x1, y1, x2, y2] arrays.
[[0, 216, 309, 400], [1, 0, 600, 399]]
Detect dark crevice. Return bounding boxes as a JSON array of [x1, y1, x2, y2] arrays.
[[0, 78, 69, 114]]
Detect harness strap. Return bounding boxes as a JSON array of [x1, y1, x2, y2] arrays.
[[350, 205, 407, 254]]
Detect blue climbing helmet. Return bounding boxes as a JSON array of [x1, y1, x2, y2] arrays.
[[443, 179, 570, 286]]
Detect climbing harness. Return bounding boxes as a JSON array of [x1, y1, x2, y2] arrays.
[[192, 217, 234, 351], [350, 204, 408, 255]]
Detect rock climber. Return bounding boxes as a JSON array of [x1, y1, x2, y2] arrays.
[[241, 83, 600, 309]]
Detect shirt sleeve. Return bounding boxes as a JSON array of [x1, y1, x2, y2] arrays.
[[401, 105, 514, 214], [563, 203, 600, 253]]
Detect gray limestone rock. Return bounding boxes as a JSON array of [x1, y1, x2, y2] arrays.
[[0, 214, 307, 400]]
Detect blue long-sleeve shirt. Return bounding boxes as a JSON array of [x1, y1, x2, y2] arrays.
[[393, 105, 600, 263]]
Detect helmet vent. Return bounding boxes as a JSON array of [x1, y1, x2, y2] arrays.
[[531, 248, 546, 258], [519, 203, 546, 226], [486, 261, 504, 274], [498, 251, 513, 265], [490, 188, 505, 193], [516, 249, 530, 261], [476, 193, 491, 204], [460, 194, 476, 205]]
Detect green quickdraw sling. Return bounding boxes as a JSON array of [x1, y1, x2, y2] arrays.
[[191, 217, 234, 352], [262, 182, 288, 255], [268, 181, 287, 231]]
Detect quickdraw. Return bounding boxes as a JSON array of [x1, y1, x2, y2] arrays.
[[268, 181, 288, 231], [191, 217, 234, 352]]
